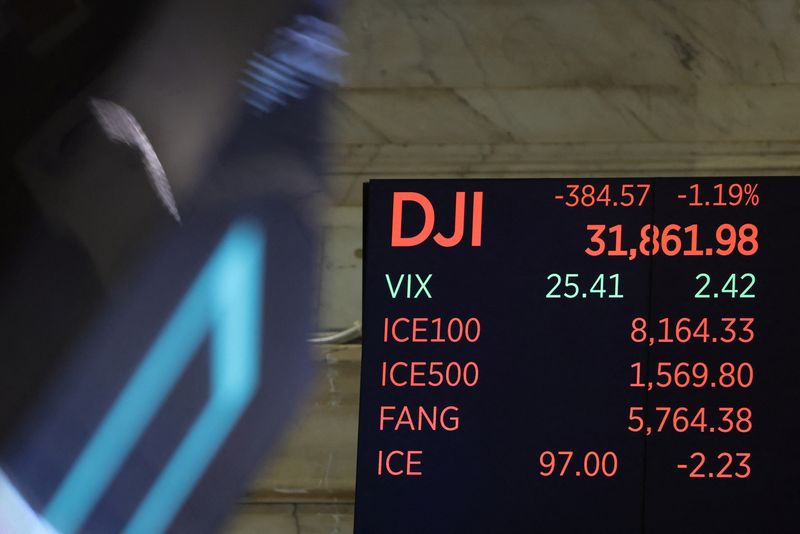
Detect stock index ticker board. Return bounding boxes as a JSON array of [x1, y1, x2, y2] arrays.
[[354, 178, 800, 534]]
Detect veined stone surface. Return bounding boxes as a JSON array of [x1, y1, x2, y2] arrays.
[[233, 2, 800, 531], [339, 0, 800, 88], [326, 0, 800, 209]]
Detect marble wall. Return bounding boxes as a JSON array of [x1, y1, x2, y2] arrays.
[[327, 0, 800, 205], [235, 1, 800, 531]]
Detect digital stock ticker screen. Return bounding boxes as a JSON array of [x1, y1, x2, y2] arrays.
[[355, 178, 800, 534]]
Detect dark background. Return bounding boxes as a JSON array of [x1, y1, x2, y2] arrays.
[[356, 178, 800, 534], [0, 0, 154, 442]]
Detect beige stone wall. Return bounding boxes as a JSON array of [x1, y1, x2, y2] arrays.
[[328, 0, 800, 204], [228, 1, 800, 532], [223, 346, 358, 533]]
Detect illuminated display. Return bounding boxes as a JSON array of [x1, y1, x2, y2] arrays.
[[355, 178, 800, 533]]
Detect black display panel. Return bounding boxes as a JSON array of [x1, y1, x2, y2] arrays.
[[355, 178, 800, 534]]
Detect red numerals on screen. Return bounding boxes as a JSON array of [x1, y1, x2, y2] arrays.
[[556, 184, 651, 207], [627, 406, 752, 435], [630, 362, 754, 390], [538, 451, 618, 477], [680, 183, 760, 207], [630, 317, 754, 345], [584, 223, 758, 259], [677, 452, 752, 478]]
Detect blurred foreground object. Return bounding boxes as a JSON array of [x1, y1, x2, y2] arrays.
[[0, 0, 343, 532]]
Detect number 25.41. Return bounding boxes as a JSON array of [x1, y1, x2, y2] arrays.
[[546, 273, 623, 299]]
